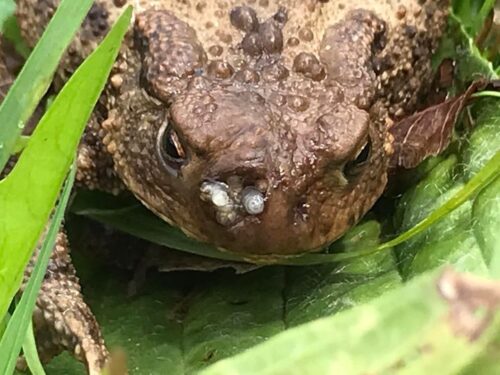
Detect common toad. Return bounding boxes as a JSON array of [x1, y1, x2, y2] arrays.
[[3, 0, 451, 372]]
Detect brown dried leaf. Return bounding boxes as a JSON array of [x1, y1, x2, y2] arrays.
[[389, 80, 487, 169]]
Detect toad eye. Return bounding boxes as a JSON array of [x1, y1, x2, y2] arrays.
[[344, 139, 371, 176], [157, 121, 188, 175]]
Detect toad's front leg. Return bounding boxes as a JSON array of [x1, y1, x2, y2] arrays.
[[18, 231, 109, 375]]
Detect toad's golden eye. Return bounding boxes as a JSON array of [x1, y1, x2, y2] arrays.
[[344, 138, 371, 177], [157, 121, 188, 176]]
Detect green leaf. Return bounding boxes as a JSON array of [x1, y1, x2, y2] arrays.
[[0, 0, 95, 170], [432, 10, 497, 94], [0, 0, 29, 58], [0, 167, 74, 375], [452, 0, 496, 38], [43, 220, 400, 374], [22, 321, 46, 375], [460, 327, 500, 375], [474, 176, 500, 278], [0, 5, 131, 323], [199, 269, 500, 375]]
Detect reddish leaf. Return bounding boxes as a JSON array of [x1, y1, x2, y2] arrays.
[[389, 80, 487, 169]]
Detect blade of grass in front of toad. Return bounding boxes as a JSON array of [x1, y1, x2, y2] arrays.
[[0, 0, 16, 34], [0, 0, 95, 171], [0, 166, 74, 375], [0, 0, 30, 58], [0, 5, 131, 323], [23, 322, 46, 375]]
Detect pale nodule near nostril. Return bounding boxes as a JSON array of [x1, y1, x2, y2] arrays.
[[200, 181, 231, 209], [211, 189, 230, 207], [241, 186, 265, 215]]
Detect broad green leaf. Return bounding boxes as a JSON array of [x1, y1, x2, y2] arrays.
[[0, 6, 132, 321], [460, 328, 500, 375], [199, 269, 500, 375], [0, 0, 95, 170], [473, 176, 500, 278], [45, 220, 400, 374], [464, 99, 500, 278]]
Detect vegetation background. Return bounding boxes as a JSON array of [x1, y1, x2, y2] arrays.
[[0, 0, 499, 374]]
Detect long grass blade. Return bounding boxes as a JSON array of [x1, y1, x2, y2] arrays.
[[0, 165, 75, 375], [0, 0, 94, 170]]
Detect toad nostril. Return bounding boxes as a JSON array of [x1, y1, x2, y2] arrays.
[[241, 187, 265, 215]]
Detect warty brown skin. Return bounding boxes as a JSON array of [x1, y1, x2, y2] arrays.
[[17, 0, 449, 256]]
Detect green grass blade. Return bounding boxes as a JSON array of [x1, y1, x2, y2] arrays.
[[0, 0, 94, 171], [0, 6, 132, 321], [0, 0, 30, 58], [0, 165, 74, 375], [477, 0, 496, 27], [22, 321, 46, 375], [12, 135, 29, 154], [472, 91, 500, 99]]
